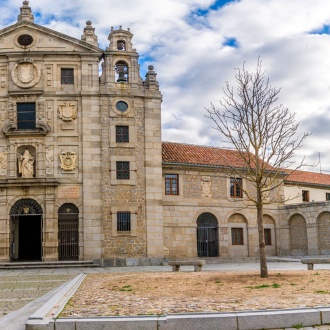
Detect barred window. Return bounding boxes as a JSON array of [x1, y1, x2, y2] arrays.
[[231, 228, 243, 245], [230, 177, 243, 198], [326, 193, 330, 201], [17, 103, 36, 130], [264, 228, 272, 245], [116, 126, 129, 143], [116, 161, 130, 179], [61, 68, 74, 84], [117, 212, 131, 231], [165, 174, 179, 195]]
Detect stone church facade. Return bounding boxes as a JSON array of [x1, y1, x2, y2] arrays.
[[0, 2, 329, 265]]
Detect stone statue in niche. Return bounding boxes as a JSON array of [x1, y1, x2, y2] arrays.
[[60, 151, 77, 171], [18, 149, 34, 178], [58, 102, 77, 121], [201, 176, 211, 197]]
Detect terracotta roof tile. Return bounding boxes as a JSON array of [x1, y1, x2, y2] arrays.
[[285, 170, 330, 186], [162, 142, 330, 187], [162, 142, 246, 168]]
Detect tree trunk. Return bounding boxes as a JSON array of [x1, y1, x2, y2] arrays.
[[257, 203, 268, 278]]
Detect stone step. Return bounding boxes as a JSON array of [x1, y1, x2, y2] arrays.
[[0, 260, 100, 269]]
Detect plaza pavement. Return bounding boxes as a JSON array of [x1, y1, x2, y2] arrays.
[[1, 260, 330, 329]]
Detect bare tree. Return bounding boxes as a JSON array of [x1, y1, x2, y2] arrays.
[[206, 58, 311, 278]]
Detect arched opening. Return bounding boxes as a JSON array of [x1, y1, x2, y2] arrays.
[[317, 212, 330, 255], [197, 212, 219, 257], [290, 214, 308, 256], [117, 40, 126, 51], [58, 203, 79, 260], [115, 60, 128, 82], [10, 198, 43, 261]]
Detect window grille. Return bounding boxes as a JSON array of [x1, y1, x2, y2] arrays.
[[231, 228, 244, 245], [165, 174, 179, 195], [116, 126, 129, 142], [58, 203, 79, 260], [61, 68, 74, 84], [117, 212, 131, 231], [17, 103, 36, 130], [116, 161, 130, 179], [230, 177, 243, 198]]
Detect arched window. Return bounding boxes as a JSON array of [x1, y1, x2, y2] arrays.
[[58, 203, 79, 260], [115, 61, 128, 82], [197, 213, 219, 257], [117, 40, 126, 51]]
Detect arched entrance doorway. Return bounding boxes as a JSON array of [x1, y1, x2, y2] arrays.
[[58, 203, 79, 260], [197, 212, 219, 257], [10, 199, 43, 261]]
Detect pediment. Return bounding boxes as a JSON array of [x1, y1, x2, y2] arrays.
[[0, 21, 103, 55]]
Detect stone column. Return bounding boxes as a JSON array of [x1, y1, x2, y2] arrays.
[[0, 188, 9, 261], [307, 223, 318, 256], [43, 187, 57, 261]]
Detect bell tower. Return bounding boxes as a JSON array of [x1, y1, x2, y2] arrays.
[[100, 27, 164, 264], [100, 26, 142, 88]]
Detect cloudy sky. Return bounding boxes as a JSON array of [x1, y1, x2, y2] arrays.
[[2, 0, 330, 171]]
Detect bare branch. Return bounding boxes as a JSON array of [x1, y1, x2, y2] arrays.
[[205, 58, 312, 278]]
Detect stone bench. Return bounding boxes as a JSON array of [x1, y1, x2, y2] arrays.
[[168, 260, 206, 272], [301, 258, 330, 270]]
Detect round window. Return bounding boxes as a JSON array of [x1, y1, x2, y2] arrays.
[[116, 101, 128, 112], [17, 34, 33, 46]]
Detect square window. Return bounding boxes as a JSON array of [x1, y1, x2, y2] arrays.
[[17, 103, 36, 130], [264, 228, 272, 245], [116, 126, 129, 143], [302, 190, 309, 202], [61, 68, 74, 84], [165, 174, 179, 195], [231, 228, 243, 245], [326, 193, 330, 201], [117, 212, 131, 231], [230, 177, 243, 198], [116, 161, 130, 180]]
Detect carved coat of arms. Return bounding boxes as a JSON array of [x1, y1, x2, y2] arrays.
[[11, 58, 41, 88], [60, 152, 77, 171], [58, 102, 77, 121]]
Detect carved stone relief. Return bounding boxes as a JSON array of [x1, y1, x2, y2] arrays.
[[0, 101, 7, 123], [58, 102, 77, 121], [60, 151, 77, 171], [0, 147, 7, 176], [45, 146, 54, 175], [201, 176, 211, 197], [11, 58, 41, 88]]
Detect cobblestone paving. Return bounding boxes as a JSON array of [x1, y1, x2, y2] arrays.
[[280, 327, 330, 329], [1, 263, 330, 329], [0, 272, 73, 318]]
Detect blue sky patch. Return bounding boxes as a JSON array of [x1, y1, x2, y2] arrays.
[[192, 0, 238, 16], [309, 24, 330, 35], [223, 37, 238, 48]]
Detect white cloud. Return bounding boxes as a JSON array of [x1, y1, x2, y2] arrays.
[[3, 0, 330, 170]]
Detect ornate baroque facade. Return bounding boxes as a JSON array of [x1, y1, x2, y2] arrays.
[[0, 2, 330, 265]]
